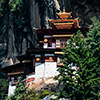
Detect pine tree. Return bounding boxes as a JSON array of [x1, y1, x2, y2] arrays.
[[86, 16, 100, 99], [56, 18, 100, 100]]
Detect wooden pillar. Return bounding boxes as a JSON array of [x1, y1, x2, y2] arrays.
[[41, 53, 45, 63], [32, 55, 35, 72]]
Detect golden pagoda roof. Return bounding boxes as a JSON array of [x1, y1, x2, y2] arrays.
[[56, 7, 72, 19], [48, 7, 81, 29]]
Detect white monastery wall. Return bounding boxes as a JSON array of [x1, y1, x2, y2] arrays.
[[44, 43, 48, 48], [44, 62, 59, 78], [34, 62, 59, 79], [8, 82, 16, 97], [35, 63, 45, 78]]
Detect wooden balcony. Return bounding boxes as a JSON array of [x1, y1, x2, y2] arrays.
[[53, 22, 75, 29], [8, 71, 24, 76]]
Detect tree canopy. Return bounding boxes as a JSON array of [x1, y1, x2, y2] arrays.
[[56, 17, 100, 100]]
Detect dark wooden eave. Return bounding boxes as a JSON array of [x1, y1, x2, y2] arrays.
[[26, 48, 62, 56], [17, 48, 61, 62], [36, 28, 89, 42], [17, 55, 32, 62], [8, 71, 24, 76], [0, 62, 33, 75]]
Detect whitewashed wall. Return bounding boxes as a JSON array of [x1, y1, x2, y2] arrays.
[[44, 62, 58, 78], [26, 61, 59, 83], [35, 63, 45, 78], [35, 62, 59, 79], [8, 82, 16, 97], [44, 43, 48, 48]]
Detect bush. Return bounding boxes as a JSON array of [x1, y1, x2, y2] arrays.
[[56, 17, 100, 100], [8, 82, 26, 100]]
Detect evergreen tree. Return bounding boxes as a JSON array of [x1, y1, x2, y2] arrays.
[[56, 18, 100, 100]]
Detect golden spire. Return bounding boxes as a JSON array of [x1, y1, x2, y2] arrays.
[[63, 6, 65, 13]]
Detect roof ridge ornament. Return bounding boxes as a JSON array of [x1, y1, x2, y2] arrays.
[[63, 6, 66, 13], [48, 6, 81, 29]]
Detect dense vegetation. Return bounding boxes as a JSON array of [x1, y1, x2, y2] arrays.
[[0, 78, 9, 100], [7, 82, 52, 100], [7, 82, 26, 100], [55, 17, 100, 100]]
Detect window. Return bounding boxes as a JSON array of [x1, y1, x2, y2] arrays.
[[56, 40, 60, 42], [11, 77, 14, 83], [60, 40, 66, 42], [48, 43, 52, 47], [60, 40, 66, 48], [56, 39, 67, 48]]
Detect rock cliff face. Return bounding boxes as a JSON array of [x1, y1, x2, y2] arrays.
[[59, 0, 100, 27], [39, 0, 100, 28], [0, 0, 100, 68]]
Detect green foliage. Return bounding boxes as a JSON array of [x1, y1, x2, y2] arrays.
[[8, 82, 26, 100], [8, 81, 52, 100], [0, 0, 7, 18], [0, 0, 25, 29], [0, 78, 9, 100], [0, 0, 5, 13], [24, 89, 52, 100], [41, 90, 52, 98], [56, 17, 100, 100], [9, 0, 24, 12], [87, 17, 100, 58], [0, 0, 24, 14], [24, 88, 39, 100]]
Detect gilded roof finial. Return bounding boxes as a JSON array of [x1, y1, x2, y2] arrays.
[[63, 6, 65, 13]]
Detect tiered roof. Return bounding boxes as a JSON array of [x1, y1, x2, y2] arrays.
[[49, 7, 81, 29]]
